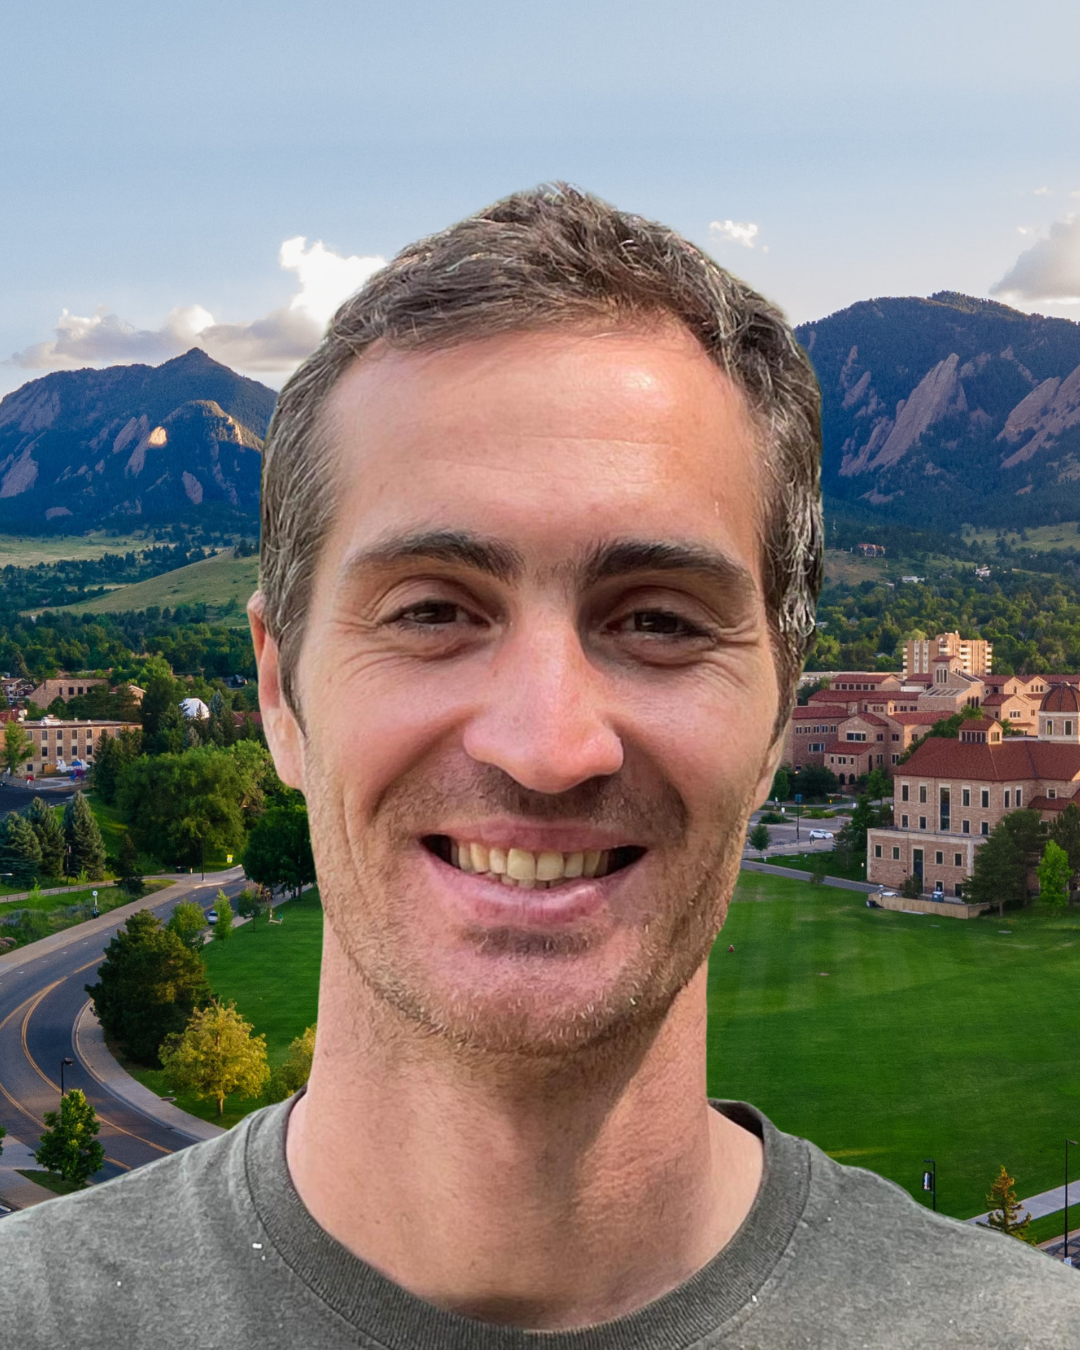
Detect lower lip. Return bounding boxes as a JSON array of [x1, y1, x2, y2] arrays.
[[419, 846, 627, 929]]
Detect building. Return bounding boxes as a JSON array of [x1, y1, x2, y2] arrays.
[[783, 705, 849, 771], [28, 674, 109, 707], [867, 686, 1080, 897], [19, 717, 141, 778], [856, 542, 885, 557], [902, 632, 992, 679]]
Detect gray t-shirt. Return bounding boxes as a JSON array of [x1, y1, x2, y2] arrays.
[[1, 1097, 1076, 1348]]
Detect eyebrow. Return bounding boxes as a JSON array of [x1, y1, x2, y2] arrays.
[[339, 529, 758, 608]]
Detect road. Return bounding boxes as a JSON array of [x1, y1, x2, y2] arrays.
[[0, 778, 77, 818], [0, 869, 246, 1186]]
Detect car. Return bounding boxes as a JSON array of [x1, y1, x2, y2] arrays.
[[206, 909, 219, 925], [807, 829, 834, 841]]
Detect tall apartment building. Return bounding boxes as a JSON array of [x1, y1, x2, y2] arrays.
[[903, 632, 992, 679]]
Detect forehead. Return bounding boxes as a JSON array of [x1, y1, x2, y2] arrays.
[[319, 324, 766, 579]]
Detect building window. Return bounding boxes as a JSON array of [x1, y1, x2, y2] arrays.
[[874, 845, 882, 858], [981, 821, 989, 836], [892, 846, 900, 860], [892, 733, 899, 741], [902, 815, 909, 828], [954, 853, 963, 867], [1016, 788, 1022, 807], [962, 820, 970, 834], [939, 786, 950, 832], [935, 851, 944, 865], [1048, 720, 1055, 736], [981, 789, 989, 808], [1049, 788, 1057, 799], [892, 754, 898, 764], [901, 784, 909, 802], [1068, 721, 1075, 737], [962, 788, 970, 807], [919, 785, 927, 804], [1004, 790, 1011, 808], [919, 817, 927, 830]]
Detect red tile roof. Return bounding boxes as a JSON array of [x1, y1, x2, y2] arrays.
[[848, 712, 889, 727], [888, 712, 945, 725], [809, 689, 859, 703], [822, 741, 873, 756], [1028, 794, 1076, 813], [829, 673, 901, 685], [980, 693, 1008, 706], [791, 705, 848, 719], [901, 737, 1080, 783]]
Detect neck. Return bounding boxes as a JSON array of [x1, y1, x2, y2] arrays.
[[286, 940, 762, 1331]]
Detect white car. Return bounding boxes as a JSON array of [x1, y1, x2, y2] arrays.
[[807, 829, 834, 841], [206, 909, 219, 925]]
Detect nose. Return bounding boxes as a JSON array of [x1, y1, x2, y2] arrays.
[[461, 615, 624, 794]]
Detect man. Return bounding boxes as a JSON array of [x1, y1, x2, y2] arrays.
[[1, 186, 1076, 1347]]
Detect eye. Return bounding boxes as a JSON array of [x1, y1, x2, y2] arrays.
[[614, 609, 710, 639], [389, 600, 475, 628]]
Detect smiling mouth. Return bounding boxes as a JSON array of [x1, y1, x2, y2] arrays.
[[422, 836, 647, 889]]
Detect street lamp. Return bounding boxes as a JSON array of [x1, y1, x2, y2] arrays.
[[59, 1056, 73, 1100], [922, 1158, 937, 1212], [91, 888, 98, 917], [1066, 1139, 1078, 1264]]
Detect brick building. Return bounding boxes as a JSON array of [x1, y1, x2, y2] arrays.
[[867, 687, 1080, 896], [28, 674, 109, 707], [903, 632, 992, 679], [19, 717, 140, 778]]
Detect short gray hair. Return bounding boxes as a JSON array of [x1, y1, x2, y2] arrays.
[[259, 184, 822, 736]]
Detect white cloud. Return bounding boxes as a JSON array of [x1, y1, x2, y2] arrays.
[[6, 238, 386, 377], [708, 219, 759, 249], [991, 215, 1080, 304], [1034, 186, 1051, 196]]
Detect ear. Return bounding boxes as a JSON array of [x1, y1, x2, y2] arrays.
[[248, 592, 305, 791]]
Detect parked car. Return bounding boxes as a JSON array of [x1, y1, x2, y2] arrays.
[[808, 829, 834, 841], [206, 909, 219, 925]]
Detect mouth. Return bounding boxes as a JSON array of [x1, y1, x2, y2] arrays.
[[422, 835, 647, 890]]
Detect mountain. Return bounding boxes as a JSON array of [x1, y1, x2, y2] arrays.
[[797, 294, 1080, 530], [0, 349, 275, 530]]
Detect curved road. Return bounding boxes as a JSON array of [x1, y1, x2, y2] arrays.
[[0, 869, 246, 1184]]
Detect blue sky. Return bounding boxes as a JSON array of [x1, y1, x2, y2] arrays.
[[2, 0, 1078, 396]]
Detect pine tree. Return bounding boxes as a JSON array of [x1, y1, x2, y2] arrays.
[[159, 1001, 270, 1115], [967, 819, 1028, 917], [63, 791, 106, 881], [984, 1165, 1034, 1243], [35, 1089, 105, 1188], [25, 796, 65, 879], [118, 832, 142, 895], [1050, 801, 1080, 904], [0, 813, 42, 885]]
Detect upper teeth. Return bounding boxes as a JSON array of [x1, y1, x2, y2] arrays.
[[449, 842, 607, 888]]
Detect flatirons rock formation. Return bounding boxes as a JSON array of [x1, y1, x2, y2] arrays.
[[0, 349, 275, 528], [797, 293, 1080, 528]]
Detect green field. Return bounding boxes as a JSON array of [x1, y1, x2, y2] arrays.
[[48, 550, 258, 622], [964, 522, 1080, 554], [0, 531, 161, 568], [129, 891, 322, 1128], [141, 873, 1080, 1222]]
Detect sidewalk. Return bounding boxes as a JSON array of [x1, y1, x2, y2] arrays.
[[74, 1002, 223, 1143], [740, 858, 878, 894], [0, 1134, 57, 1212], [967, 1181, 1080, 1228]]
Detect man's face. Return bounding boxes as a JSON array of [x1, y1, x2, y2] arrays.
[[261, 324, 784, 1058]]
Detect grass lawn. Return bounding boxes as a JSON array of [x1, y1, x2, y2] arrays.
[[15, 1168, 83, 1196], [1029, 1203, 1080, 1246], [766, 851, 867, 882], [710, 873, 1080, 1220], [49, 550, 258, 625], [127, 891, 323, 1128], [0, 880, 171, 947], [85, 791, 237, 874]]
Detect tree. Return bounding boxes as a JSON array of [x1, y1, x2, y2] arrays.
[[236, 888, 259, 920], [213, 889, 234, 941], [140, 675, 186, 756], [983, 1165, 1033, 1243], [2, 719, 31, 776], [62, 792, 106, 881], [796, 764, 839, 800], [159, 1001, 270, 1116], [242, 802, 315, 897], [865, 766, 891, 804], [966, 820, 1027, 917], [167, 901, 208, 951], [770, 767, 790, 803], [34, 1089, 105, 1189], [25, 796, 65, 878], [1049, 802, 1080, 903], [117, 832, 143, 896], [91, 727, 142, 805], [267, 1022, 317, 1102], [900, 873, 922, 899], [0, 813, 42, 885], [1038, 839, 1071, 909], [85, 909, 210, 1066], [748, 822, 771, 857], [834, 794, 875, 874], [117, 746, 247, 870]]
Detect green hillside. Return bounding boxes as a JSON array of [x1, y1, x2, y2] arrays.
[[48, 549, 259, 619]]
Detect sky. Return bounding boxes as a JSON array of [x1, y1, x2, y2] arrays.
[[2, 0, 1079, 398]]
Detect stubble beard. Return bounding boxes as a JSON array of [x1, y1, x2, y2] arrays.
[[305, 748, 753, 1069]]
